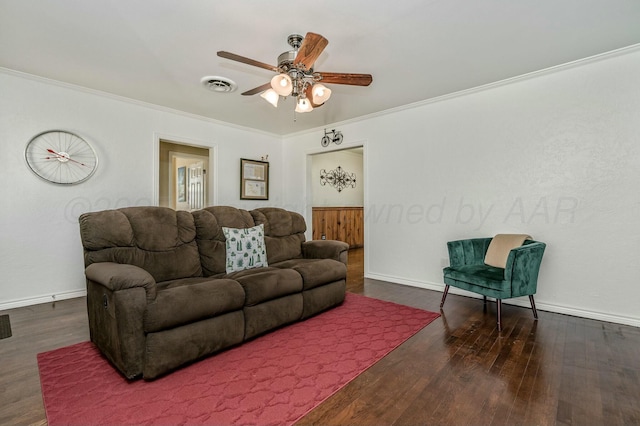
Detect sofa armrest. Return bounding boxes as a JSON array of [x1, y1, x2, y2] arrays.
[[447, 238, 492, 268], [85, 262, 157, 301], [302, 240, 349, 265], [504, 241, 546, 296]]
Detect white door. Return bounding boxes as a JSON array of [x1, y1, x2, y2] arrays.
[[171, 153, 208, 211], [188, 161, 205, 210]]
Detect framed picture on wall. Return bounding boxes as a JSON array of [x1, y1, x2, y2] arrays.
[[240, 158, 269, 200]]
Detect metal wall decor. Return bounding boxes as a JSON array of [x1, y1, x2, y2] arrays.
[[321, 129, 343, 147], [320, 166, 356, 192]]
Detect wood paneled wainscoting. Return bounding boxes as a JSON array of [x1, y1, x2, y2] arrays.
[[312, 207, 363, 248]]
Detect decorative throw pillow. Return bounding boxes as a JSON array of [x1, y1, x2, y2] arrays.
[[484, 234, 532, 268], [222, 224, 268, 274]]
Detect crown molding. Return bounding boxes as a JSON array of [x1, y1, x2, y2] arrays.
[[0, 67, 281, 139], [4, 42, 640, 140], [285, 42, 640, 139]]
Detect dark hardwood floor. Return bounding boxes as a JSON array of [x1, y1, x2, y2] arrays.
[[1, 247, 639, 425]]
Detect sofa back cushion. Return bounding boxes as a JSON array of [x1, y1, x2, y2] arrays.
[[192, 206, 256, 276], [192, 206, 307, 275], [251, 208, 306, 264], [79, 207, 202, 282]]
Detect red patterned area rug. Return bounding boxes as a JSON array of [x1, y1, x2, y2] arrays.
[[38, 293, 439, 425]]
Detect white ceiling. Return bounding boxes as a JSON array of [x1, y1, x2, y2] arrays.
[[2, 0, 640, 136]]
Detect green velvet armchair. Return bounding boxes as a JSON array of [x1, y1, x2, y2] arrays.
[[441, 237, 546, 331]]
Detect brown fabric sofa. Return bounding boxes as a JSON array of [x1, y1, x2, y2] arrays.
[[79, 206, 348, 380]]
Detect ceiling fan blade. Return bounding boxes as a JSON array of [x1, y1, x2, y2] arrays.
[[294, 32, 329, 70], [242, 82, 272, 96], [217, 51, 278, 72], [317, 72, 373, 86]]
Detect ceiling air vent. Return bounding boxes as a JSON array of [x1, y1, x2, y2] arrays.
[[201, 76, 237, 93]]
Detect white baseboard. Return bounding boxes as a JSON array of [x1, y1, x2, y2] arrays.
[[0, 289, 87, 311], [365, 272, 640, 328], [4, 275, 639, 329]]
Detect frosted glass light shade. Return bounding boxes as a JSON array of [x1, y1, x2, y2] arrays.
[[260, 89, 279, 107], [295, 97, 313, 113], [311, 84, 331, 105], [270, 74, 293, 96]]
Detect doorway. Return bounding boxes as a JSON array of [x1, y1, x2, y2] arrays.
[[309, 147, 364, 249], [159, 140, 211, 211], [170, 152, 208, 211]]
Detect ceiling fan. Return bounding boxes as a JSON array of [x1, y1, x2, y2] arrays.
[[217, 32, 373, 113]]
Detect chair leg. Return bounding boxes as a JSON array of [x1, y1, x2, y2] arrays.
[[496, 299, 502, 331], [529, 295, 539, 319], [440, 285, 450, 308], [483, 295, 487, 313]]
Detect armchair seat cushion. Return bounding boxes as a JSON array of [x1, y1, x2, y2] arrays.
[[145, 278, 245, 333], [444, 265, 505, 291]]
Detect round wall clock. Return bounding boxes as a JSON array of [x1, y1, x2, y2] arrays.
[[25, 130, 98, 185]]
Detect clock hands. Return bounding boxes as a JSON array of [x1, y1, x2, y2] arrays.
[[46, 149, 90, 167]]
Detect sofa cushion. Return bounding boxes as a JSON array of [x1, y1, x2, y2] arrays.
[[251, 207, 306, 237], [251, 208, 306, 263], [263, 234, 305, 264], [193, 207, 256, 276], [272, 258, 347, 290], [80, 209, 134, 249], [223, 268, 303, 306], [222, 224, 268, 273], [80, 207, 202, 282], [144, 278, 245, 333], [192, 209, 225, 276]]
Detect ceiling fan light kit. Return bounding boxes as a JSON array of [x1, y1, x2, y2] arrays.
[[260, 89, 280, 107], [311, 84, 331, 105], [217, 32, 372, 114], [295, 97, 313, 113], [270, 74, 293, 96]]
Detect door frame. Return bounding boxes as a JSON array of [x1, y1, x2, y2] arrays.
[[304, 139, 368, 251]]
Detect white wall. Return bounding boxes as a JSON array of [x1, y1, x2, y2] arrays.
[[4, 46, 640, 327], [283, 47, 640, 327], [311, 149, 363, 207], [0, 71, 283, 308]]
